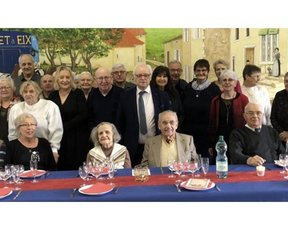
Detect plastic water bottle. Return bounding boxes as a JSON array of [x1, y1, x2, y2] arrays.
[[215, 136, 228, 179]]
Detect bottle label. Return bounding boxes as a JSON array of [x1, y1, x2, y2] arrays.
[[216, 161, 228, 172]]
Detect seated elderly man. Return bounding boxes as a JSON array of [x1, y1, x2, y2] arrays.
[[141, 110, 198, 167], [230, 102, 285, 166]]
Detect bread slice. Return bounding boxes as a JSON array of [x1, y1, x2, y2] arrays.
[[186, 178, 210, 188]]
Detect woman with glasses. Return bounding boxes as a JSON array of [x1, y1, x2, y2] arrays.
[[0, 75, 20, 147], [182, 59, 220, 161], [6, 113, 56, 170], [8, 80, 63, 164], [208, 70, 249, 163]]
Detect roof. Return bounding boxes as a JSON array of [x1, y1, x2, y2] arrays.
[[115, 29, 145, 48]]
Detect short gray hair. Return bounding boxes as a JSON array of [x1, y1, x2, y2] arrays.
[[0, 75, 16, 92], [158, 110, 178, 125], [90, 122, 121, 146], [15, 113, 37, 135], [219, 69, 238, 81], [112, 63, 126, 72]]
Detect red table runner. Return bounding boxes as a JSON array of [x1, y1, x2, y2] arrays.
[[1, 169, 286, 191]]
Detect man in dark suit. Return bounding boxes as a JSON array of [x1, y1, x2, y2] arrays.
[[116, 63, 171, 167]]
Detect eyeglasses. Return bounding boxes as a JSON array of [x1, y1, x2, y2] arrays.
[[221, 78, 235, 82], [135, 74, 150, 78], [112, 71, 126, 75], [19, 123, 37, 128], [245, 111, 263, 116], [96, 76, 111, 81], [169, 68, 182, 73], [0, 86, 11, 91]]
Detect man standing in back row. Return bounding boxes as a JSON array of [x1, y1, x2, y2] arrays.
[[13, 54, 40, 97], [116, 63, 171, 166], [168, 60, 188, 98]]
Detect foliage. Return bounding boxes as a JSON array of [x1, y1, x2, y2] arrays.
[[10, 28, 123, 72], [145, 28, 182, 63]]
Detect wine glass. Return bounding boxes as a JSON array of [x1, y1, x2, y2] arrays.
[[200, 157, 209, 177], [279, 154, 287, 174], [167, 159, 176, 178], [11, 165, 23, 190], [187, 158, 199, 178], [174, 161, 184, 178], [0, 168, 11, 188], [283, 155, 288, 180], [78, 166, 88, 187], [30, 160, 38, 183], [90, 162, 103, 181]]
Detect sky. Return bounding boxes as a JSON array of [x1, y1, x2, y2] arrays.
[[2, 0, 287, 28], [1, 0, 286, 229]]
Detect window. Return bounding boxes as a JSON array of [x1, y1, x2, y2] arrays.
[[184, 28, 190, 42], [174, 49, 180, 61], [166, 51, 170, 65], [261, 34, 278, 62], [192, 28, 201, 39], [235, 28, 239, 40], [246, 28, 250, 37]]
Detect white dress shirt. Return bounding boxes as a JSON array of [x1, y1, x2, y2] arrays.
[[136, 86, 156, 144]]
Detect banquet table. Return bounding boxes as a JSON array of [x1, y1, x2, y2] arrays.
[[1, 163, 288, 202]]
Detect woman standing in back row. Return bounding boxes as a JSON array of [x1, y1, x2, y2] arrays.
[[182, 59, 221, 161], [49, 66, 89, 170]]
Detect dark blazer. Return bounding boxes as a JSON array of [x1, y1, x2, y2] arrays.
[[115, 86, 171, 165]]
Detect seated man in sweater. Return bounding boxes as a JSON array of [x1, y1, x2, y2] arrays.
[[141, 110, 198, 167], [230, 102, 284, 166]]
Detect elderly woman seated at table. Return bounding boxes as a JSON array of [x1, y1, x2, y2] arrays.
[[86, 122, 131, 168], [6, 113, 57, 170], [141, 110, 198, 167]]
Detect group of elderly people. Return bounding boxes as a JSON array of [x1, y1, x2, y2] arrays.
[[0, 54, 287, 172]]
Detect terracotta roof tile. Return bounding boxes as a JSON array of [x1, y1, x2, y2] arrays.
[[115, 29, 145, 48]]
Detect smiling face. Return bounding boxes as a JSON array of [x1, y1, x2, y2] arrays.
[[244, 103, 263, 128], [19, 55, 34, 78], [97, 124, 114, 149], [0, 79, 13, 101], [18, 117, 37, 139], [57, 70, 73, 90], [158, 111, 178, 139]]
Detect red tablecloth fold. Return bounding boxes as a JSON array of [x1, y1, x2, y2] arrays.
[[0, 170, 285, 191]]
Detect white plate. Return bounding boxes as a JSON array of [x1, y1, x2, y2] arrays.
[[78, 183, 114, 195], [181, 181, 215, 191], [20, 170, 46, 178], [274, 160, 284, 167], [0, 188, 13, 199]]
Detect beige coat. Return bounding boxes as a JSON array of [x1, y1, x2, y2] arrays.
[[141, 133, 198, 167]]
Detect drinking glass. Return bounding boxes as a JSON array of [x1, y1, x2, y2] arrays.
[[187, 158, 199, 178], [200, 157, 209, 177], [90, 162, 103, 181], [11, 165, 22, 190], [174, 161, 184, 178], [167, 159, 176, 178], [279, 154, 287, 174], [30, 160, 38, 183], [0, 168, 11, 188], [78, 166, 88, 187], [284, 156, 288, 180]]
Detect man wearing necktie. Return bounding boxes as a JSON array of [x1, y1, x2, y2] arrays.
[[230, 102, 285, 166], [141, 110, 198, 167], [116, 63, 171, 167]]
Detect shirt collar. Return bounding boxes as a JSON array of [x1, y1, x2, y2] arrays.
[[136, 85, 151, 95]]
